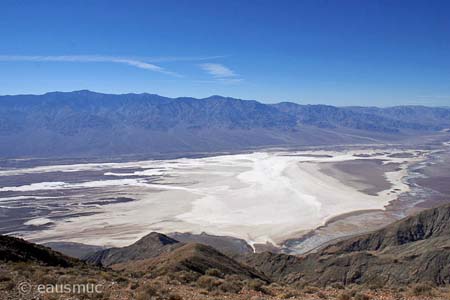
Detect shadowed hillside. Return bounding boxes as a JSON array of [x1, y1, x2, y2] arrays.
[[84, 232, 182, 266], [0, 235, 80, 267], [112, 243, 268, 281], [241, 203, 450, 287]]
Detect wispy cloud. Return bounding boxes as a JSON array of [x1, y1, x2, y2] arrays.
[[416, 95, 450, 99], [200, 63, 236, 78], [144, 55, 228, 63], [199, 63, 242, 84], [0, 55, 179, 76]]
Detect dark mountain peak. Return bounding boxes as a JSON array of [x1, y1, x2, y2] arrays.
[[204, 94, 235, 100], [135, 232, 179, 247], [72, 89, 96, 94], [273, 101, 301, 107], [202, 95, 260, 105], [204, 94, 225, 99], [83, 233, 182, 267], [44, 89, 99, 96]]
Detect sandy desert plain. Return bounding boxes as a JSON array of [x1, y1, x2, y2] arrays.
[[1, 139, 450, 254]]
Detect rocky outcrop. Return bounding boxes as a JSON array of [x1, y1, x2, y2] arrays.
[[168, 232, 253, 257], [242, 203, 450, 286], [113, 242, 268, 281]]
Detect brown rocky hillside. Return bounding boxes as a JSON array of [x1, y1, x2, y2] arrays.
[[241, 203, 450, 287]]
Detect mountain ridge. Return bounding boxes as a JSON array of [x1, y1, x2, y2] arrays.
[[241, 203, 450, 287], [1, 89, 446, 106], [1, 90, 449, 158]]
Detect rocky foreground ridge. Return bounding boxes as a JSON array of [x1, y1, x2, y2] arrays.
[[2, 203, 450, 299]]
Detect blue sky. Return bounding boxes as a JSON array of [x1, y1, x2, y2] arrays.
[[1, 0, 450, 106]]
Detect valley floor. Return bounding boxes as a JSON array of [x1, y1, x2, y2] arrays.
[[1, 137, 450, 255]]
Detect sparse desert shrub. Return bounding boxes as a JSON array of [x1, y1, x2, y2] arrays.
[[337, 291, 352, 300], [87, 277, 98, 284], [367, 279, 384, 290], [268, 282, 281, 289], [199, 289, 208, 295], [172, 271, 199, 283], [225, 274, 246, 281], [197, 275, 222, 291], [4, 281, 16, 290], [246, 279, 268, 294], [11, 262, 29, 272], [219, 280, 243, 293], [40, 274, 57, 284], [135, 292, 149, 300], [354, 292, 371, 300], [0, 273, 11, 282], [331, 282, 345, 289], [90, 292, 104, 300], [279, 290, 301, 299], [114, 276, 129, 286], [303, 285, 320, 294], [100, 271, 112, 281], [130, 281, 139, 290], [168, 293, 183, 300], [55, 268, 66, 275], [292, 279, 308, 290], [410, 282, 434, 296], [43, 293, 60, 300], [130, 271, 145, 278], [100, 291, 112, 300], [135, 282, 166, 300], [56, 274, 72, 283], [317, 291, 327, 299], [352, 284, 365, 292], [154, 275, 171, 285], [205, 268, 223, 278]]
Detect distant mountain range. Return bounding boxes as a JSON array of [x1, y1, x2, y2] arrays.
[[1, 90, 449, 158]]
